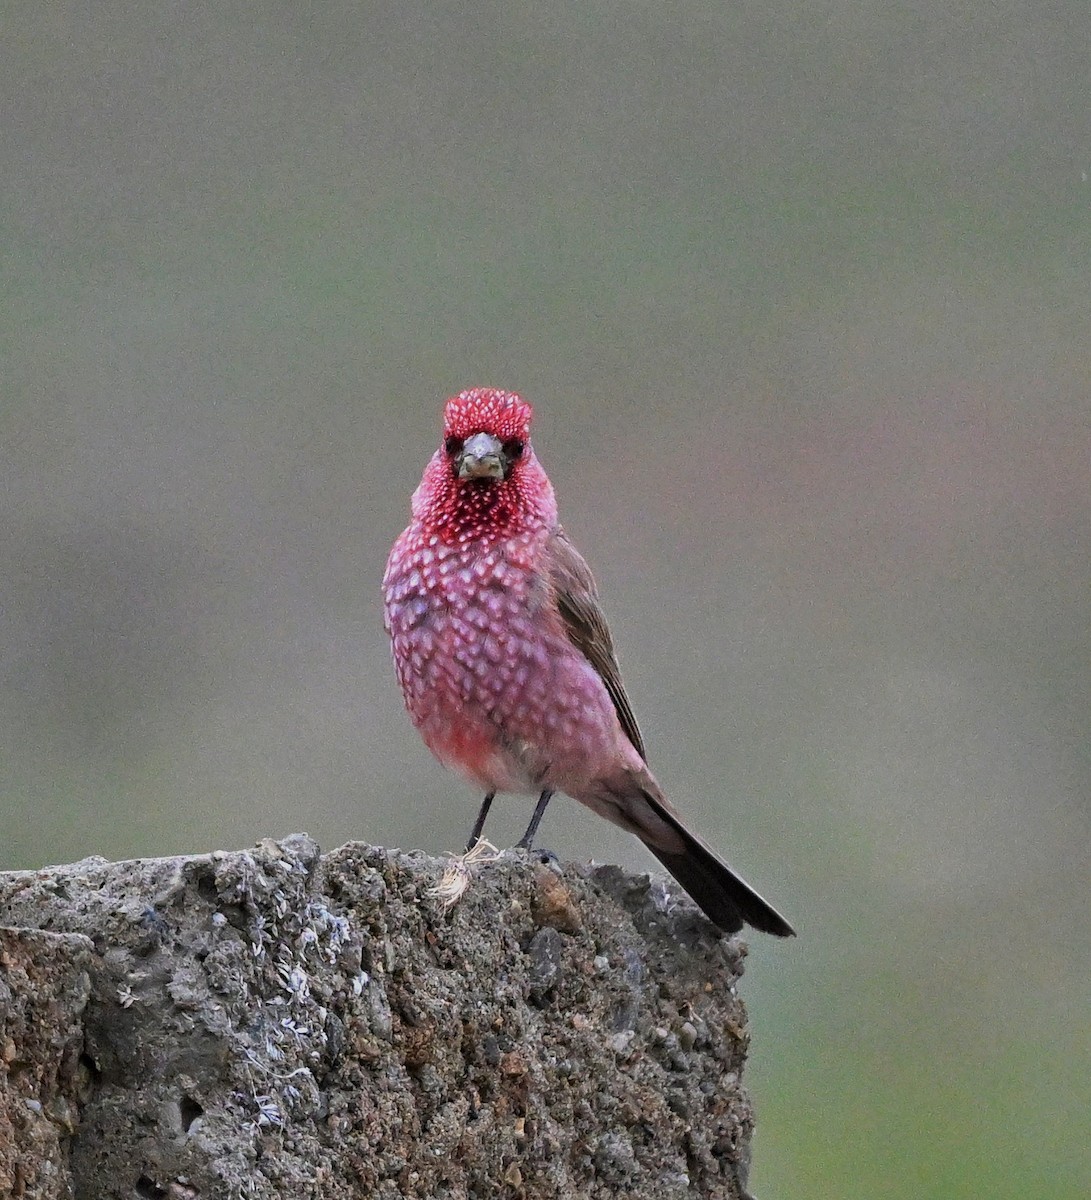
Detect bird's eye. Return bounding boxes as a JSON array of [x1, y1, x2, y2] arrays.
[[445, 435, 462, 456], [503, 439, 524, 460]]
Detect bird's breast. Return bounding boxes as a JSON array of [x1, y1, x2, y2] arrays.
[[383, 524, 629, 794], [385, 528, 542, 695]]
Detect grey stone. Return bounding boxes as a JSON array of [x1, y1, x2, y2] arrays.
[[0, 836, 759, 1199]]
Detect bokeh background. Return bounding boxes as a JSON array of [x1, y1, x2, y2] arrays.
[[3, 3, 1089, 1195]]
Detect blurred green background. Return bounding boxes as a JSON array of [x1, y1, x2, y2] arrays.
[[3, 2, 1089, 1195]]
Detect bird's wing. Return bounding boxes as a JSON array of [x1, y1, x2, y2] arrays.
[[546, 528, 647, 762]]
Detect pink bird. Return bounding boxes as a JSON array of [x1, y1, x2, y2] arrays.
[[383, 388, 794, 937]]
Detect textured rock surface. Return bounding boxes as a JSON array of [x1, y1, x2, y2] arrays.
[[0, 836, 758, 1199], [0, 926, 93, 1199]]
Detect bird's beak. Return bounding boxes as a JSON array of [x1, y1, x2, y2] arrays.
[[457, 432, 506, 481]]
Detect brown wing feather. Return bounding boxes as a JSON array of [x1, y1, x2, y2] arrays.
[[547, 529, 647, 762]]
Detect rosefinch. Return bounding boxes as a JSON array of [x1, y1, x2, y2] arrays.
[[383, 388, 794, 937]]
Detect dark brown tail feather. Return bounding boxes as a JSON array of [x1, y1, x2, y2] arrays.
[[639, 789, 796, 937]]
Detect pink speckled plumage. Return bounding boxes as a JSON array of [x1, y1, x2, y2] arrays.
[[383, 388, 794, 937]]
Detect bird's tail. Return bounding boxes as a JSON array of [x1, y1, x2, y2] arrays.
[[634, 786, 795, 937]]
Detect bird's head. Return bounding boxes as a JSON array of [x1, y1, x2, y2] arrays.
[[442, 388, 534, 484], [412, 388, 556, 539]]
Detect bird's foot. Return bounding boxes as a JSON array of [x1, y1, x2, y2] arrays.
[[506, 842, 560, 868]]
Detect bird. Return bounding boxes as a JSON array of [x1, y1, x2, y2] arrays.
[[382, 387, 794, 937]]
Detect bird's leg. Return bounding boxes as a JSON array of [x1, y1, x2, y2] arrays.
[[515, 789, 554, 850], [465, 792, 496, 852]]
